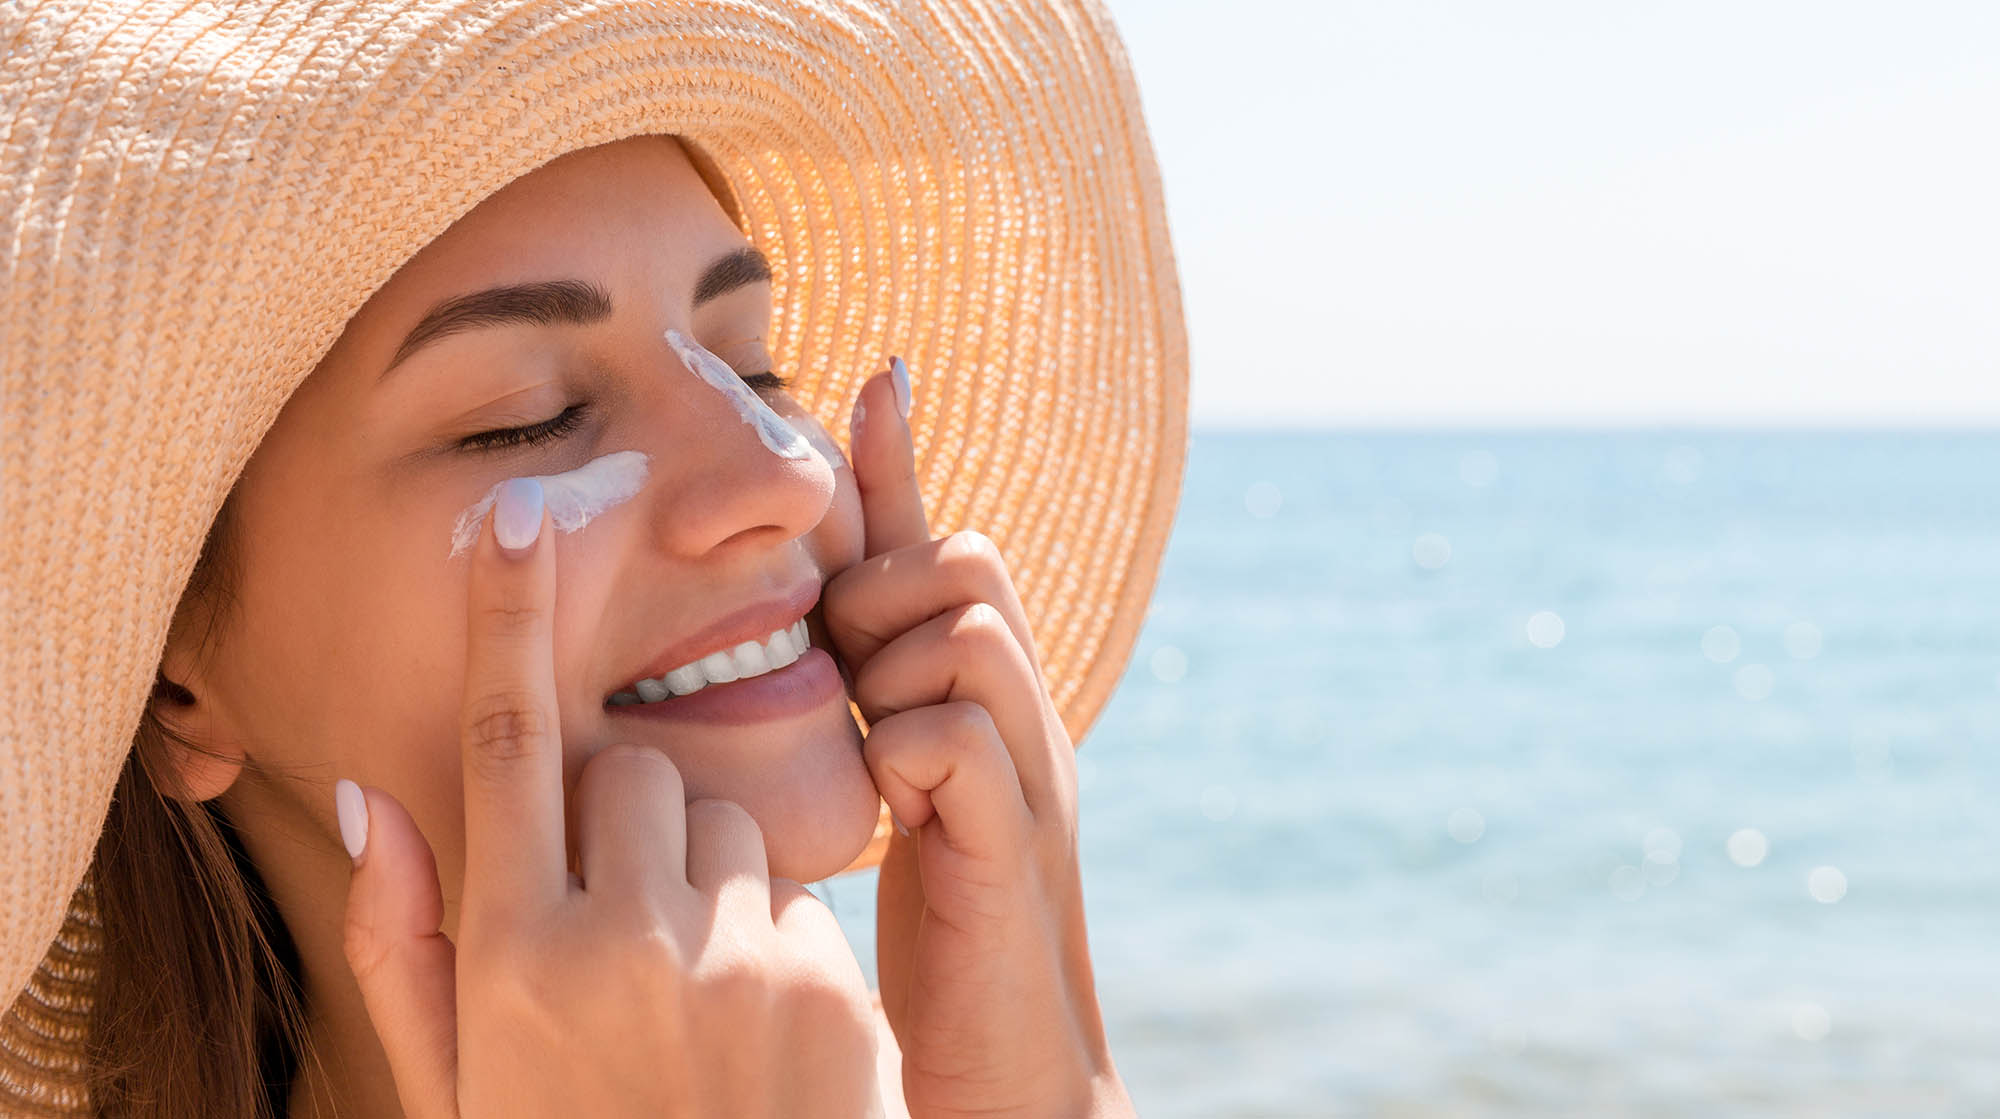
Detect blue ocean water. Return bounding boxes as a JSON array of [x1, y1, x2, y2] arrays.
[[822, 430, 2000, 1117]]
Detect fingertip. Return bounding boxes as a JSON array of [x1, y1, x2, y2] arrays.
[[849, 367, 930, 556], [847, 378, 870, 445], [336, 777, 369, 864], [492, 476, 546, 555], [847, 367, 899, 455], [847, 370, 896, 483], [860, 761, 932, 836], [890, 355, 911, 419]]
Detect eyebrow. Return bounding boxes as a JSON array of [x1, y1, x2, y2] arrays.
[[381, 246, 773, 377]]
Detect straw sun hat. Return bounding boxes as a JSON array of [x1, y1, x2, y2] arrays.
[[0, 0, 1185, 1108]]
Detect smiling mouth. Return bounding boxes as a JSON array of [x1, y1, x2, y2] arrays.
[[607, 619, 813, 706]]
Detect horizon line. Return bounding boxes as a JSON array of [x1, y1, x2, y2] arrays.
[[1189, 417, 2000, 433]]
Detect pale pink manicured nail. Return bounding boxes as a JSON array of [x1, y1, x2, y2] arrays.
[[890, 356, 911, 419], [335, 778, 369, 862], [493, 476, 544, 553], [890, 807, 910, 837]]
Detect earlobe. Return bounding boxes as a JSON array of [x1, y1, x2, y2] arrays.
[[161, 733, 245, 802], [148, 661, 246, 803]]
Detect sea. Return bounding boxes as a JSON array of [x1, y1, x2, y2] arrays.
[[818, 430, 2000, 1117]]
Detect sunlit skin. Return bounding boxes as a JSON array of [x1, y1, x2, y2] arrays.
[[156, 134, 1131, 1117]]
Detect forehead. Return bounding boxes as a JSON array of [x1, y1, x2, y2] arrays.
[[347, 136, 751, 349]]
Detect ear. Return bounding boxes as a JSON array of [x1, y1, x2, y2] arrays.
[[150, 625, 247, 804]]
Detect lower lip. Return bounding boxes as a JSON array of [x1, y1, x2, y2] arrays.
[[605, 647, 844, 726]]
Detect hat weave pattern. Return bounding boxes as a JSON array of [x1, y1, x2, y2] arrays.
[[0, 0, 1186, 1108]]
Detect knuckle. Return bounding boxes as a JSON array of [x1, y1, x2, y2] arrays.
[[784, 960, 870, 1031], [820, 566, 893, 650], [586, 742, 683, 791], [615, 920, 687, 978], [494, 963, 562, 1022], [767, 880, 839, 935], [696, 950, 775, 1019], [937, 529, 1011, 592], [465, 935, 563, 1017], [461, 691, 550, 768], [686, 796, 758, 835], [938, 700, 1001, 751], [767, 876, 814, 908], [340, 908, 394, 987], [473, 597, 545, 639], [939, 528, 1003, 568], [947, 601, 1011, 647]]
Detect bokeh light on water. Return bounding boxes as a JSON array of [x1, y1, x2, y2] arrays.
[[1727, 827, 1770, 868], [824, 431, 2000, 1115]]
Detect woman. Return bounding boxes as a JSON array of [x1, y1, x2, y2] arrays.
[[0, 2, 1186, 1116]]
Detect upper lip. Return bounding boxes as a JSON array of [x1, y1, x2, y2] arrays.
[[608, 579, 823, 698]]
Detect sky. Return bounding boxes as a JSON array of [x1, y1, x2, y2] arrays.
[[1102, 1, 2000, 426]]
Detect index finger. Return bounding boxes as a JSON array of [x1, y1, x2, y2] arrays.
[[848, 357, 930, 558], [458, 476, 569, 920]]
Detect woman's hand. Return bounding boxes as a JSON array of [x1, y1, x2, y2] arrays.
[[827, 362, 1135, 1119], [336, 478, 883, 1118]]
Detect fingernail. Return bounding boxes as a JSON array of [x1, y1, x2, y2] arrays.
[[335, 778, 369, 863], [493, 477, 544, 553], [848, 396, 867, 443], [890, 356, 911, 420], [890, 807, 910, 837]]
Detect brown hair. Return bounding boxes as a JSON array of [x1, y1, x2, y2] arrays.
[[82, 496, 319, 1117]]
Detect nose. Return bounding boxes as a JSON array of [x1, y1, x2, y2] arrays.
[[638, 353, 836, 561]]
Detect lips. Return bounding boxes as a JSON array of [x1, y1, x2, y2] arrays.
[[610, 618, 810, 704], [603, 580, 822, 706], [606, 646, 845, 726]]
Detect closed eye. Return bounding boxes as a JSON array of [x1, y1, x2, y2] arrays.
[[457, 370, 789, 453], [459, 402, 590, 451]]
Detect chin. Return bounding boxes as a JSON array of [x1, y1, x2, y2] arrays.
[[657, 697, 882, 884], [753, 712, 884, 883], [762, 783, 885, 883]]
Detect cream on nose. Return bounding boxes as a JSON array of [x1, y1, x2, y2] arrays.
[[664, 327, 825, 465]]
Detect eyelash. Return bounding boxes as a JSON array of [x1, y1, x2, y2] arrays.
[[459, 370, 792, 452]]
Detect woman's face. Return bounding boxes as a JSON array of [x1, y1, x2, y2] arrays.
[[181, 135, 879, 899]]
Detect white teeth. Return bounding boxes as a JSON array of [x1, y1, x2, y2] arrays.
[[613, 617, 815, 706], [765, 627, 799, 668], [664, 664, 705, 696], [730, 640, 770, 677], [699, 649, 740, 684]]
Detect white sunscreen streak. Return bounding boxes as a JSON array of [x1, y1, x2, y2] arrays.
[[663, 328, 824, 466], [447, 450, 651, 558]]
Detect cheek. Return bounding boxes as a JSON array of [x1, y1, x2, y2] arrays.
[[214, 494, 473, 852]]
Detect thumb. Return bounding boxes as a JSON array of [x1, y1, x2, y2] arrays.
[[337, 779, 459, 1118]]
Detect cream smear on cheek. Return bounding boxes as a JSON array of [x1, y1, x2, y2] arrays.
[[663, 328, 843, 469], [447, 449, 651, 557]]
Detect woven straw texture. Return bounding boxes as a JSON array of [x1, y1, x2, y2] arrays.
[[0, 0, 1186, 1109]]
